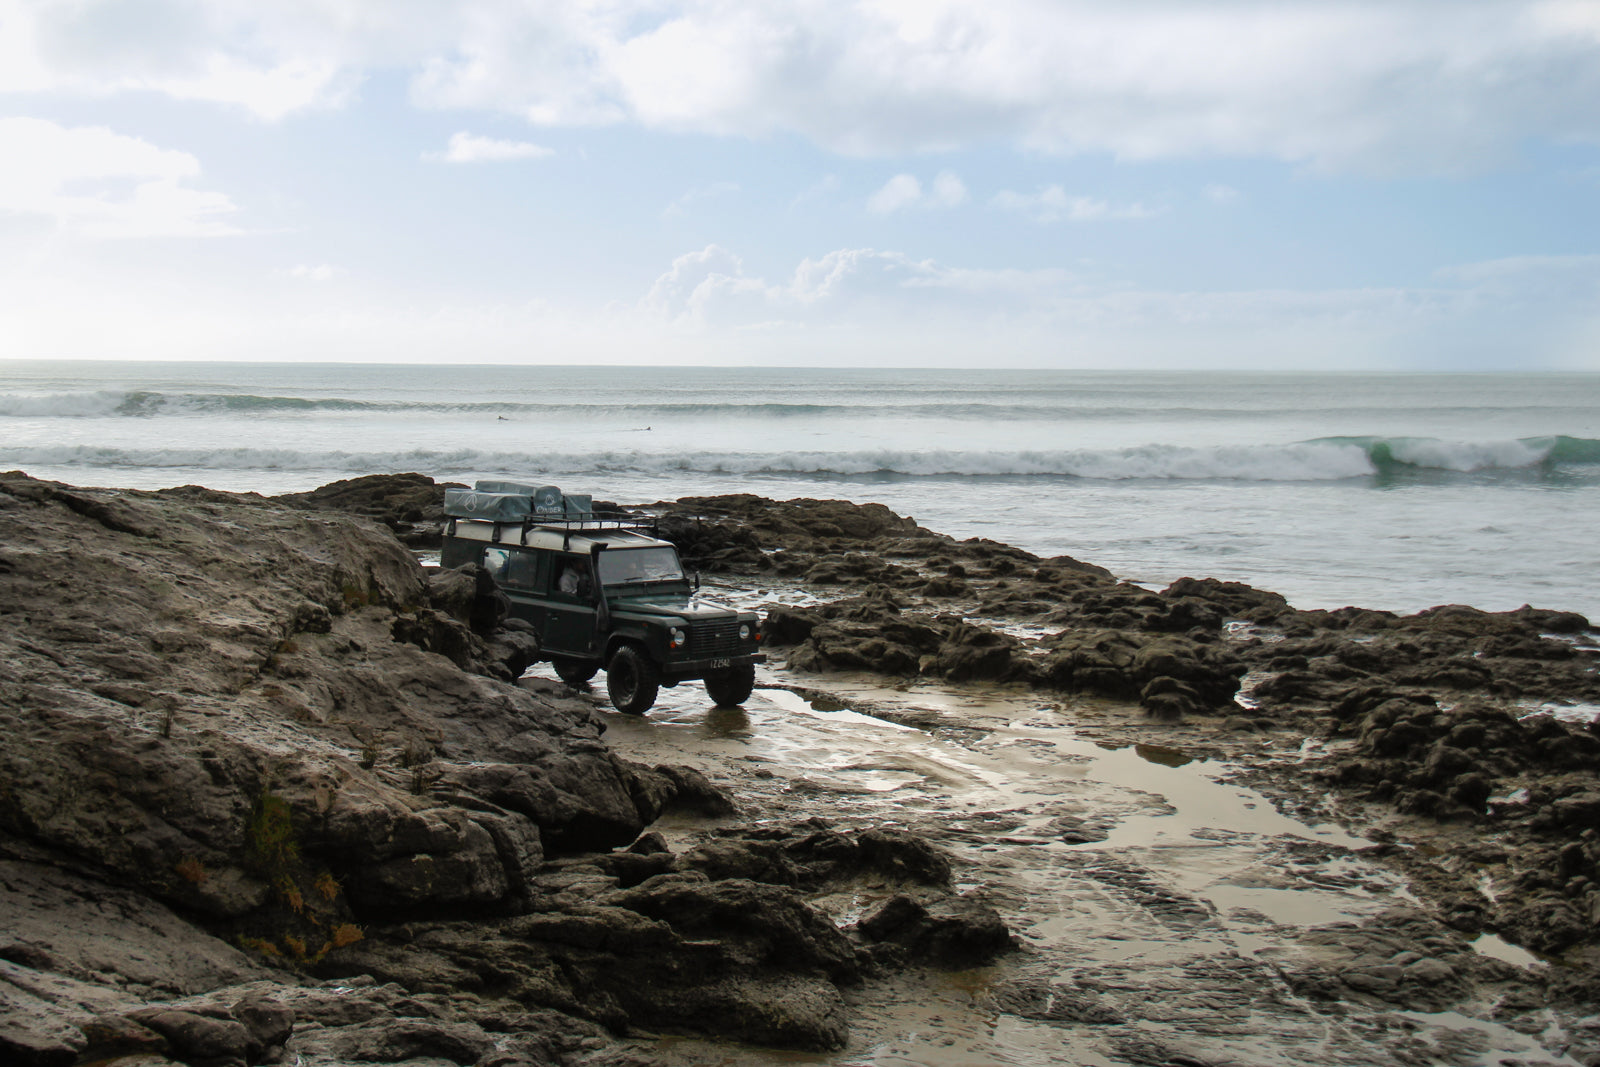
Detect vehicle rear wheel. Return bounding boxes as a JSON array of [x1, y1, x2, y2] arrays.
[[553, 658, 599, 685], [605, 644, 660, 715], [704, 663, 756, 707]]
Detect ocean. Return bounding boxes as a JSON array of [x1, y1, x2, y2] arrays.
[[3, 360, 1598, 621]]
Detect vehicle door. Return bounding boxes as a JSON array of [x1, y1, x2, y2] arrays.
[[483, 545, 550, 635], [542, 552, 600, 655]]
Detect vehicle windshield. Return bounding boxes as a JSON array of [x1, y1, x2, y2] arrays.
[[597, 546, 685, 586]]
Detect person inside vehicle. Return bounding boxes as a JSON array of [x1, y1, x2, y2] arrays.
[[558, 559, 592, 596]]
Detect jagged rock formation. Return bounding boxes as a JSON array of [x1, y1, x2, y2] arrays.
[[273, 472, 463, 549], [643, 492, 1600, 965], [0, 474, 1010, 1066], [9, 471, 1600, 1065]]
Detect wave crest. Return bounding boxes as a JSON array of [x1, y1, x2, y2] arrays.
[[1316, 435, 1598, 473], [3, 435, 1594, 482], [0, 390, 1061, 420]]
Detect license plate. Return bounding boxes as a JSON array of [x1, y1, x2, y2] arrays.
[[708, 658, 731, 669]]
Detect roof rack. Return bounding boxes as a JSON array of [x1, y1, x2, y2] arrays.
[[441, 481, 661, 546], [519, 515, 658, 535], [444, 512, 659, 545]]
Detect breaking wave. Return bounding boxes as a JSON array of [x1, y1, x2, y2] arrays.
[[0, 391, 449, 417], [1313, 435, 1600, 473], [18, 388, 1576, 427], [0, 390, 1127, 421], [5, 436, 1597, 483]]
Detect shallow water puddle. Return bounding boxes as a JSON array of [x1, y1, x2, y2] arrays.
[[755, 687, 998, 794], [760, 688, 922, 733], [932, 692, 1377, 938], [1516, 699, 1600, 725], [594, 670, 1565, 1066], [1057, 744, 1365, 849], [1471, 932, 1548, 970], [657, 675, 1392, 935], [1392, 1012, 1587, 1067]]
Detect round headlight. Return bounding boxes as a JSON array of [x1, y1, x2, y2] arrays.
[[738, 623, 751, 640], [669, 627, 686, 648]]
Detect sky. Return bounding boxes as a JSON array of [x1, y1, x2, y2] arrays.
[[1, 0, 1599, 370]]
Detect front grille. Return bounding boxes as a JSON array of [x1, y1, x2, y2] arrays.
[[690, 619, 743, 657]]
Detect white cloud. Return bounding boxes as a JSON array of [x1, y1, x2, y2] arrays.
[[929, 170, 968, 207], [281, 263, 345, 282], [791, 173, 842, 208], [990, 186, 1158, 223], [1532, 1, 1600, 39], [641, 244, 769, 323], [641, 244, 1094, 328], [1436, 252, 1600, 283], [413, 1, 1600, 172], [0, 1, 355, 119], [1204, 183, 1241, 203], [424, 130, 554, 163], [141, 55, 351, 122], [9, 2, 1598, 170], [663, 180, 740, 217], [868, 170, 968, 213], [6, 242, 1597, 368], [868, 174, 923, 214], [0, 117, 240, 238], [627, 243, 1600, 368], [1432, 254, 1600, 317]]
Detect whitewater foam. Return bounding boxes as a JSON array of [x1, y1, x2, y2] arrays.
[[0, 441, 1392, 482], [1381, 437, 1551, 472], [5, 362, 1600, 620]]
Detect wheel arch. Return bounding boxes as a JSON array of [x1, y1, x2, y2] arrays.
[[600, 628, 654, 665]]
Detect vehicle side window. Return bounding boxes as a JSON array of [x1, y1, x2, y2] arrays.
[[554, 555, 594, 598], [505, 549, 540, 589], [481, 547, 540, 590], [482, 547, 511, 581]]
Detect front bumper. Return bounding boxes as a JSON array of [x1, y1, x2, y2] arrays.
[[662, 651, 766, 679]]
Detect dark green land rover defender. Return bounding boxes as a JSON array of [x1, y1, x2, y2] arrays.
[[439, 481, 764, 715]]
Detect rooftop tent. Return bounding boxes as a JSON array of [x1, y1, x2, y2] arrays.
[[531, 486, 564, 516], [443, 489, 534, 522], [474, 479, 544, 495], [451, 481, 593, 521]]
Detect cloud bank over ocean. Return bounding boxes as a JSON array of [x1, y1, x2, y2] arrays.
[[2, 1, 1598, 367]]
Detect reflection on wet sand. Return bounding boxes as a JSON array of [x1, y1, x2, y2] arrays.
[[534, 663, 1565, 1067]]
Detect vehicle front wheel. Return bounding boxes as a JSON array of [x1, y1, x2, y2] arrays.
[[552, 658, 599, 685], [704, 664, 756, 707], [606, 645, 660, 715]]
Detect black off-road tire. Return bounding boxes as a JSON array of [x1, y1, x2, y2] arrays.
[[704, 664, 756, 707], [606, 645, 660, 715], [553, 658, 599, 685]]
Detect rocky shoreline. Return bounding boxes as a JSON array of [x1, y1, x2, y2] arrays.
[[3, 471, 1600, 1066]]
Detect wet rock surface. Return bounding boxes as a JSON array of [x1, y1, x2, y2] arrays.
[[641, 489, 1600, 1064], [6, 472, 1600, 1066], [0, 474, 1011, 1065], [652, 496, 1255, 718], [273, 472, 464, 549]]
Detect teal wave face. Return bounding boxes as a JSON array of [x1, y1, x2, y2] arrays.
[[110, 392, 383, 416], [1307, 435, 1600, 473], [1533, 435, 1600, 466]]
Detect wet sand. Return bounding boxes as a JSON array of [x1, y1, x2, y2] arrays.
[[524, 632, 1582, 1067]]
